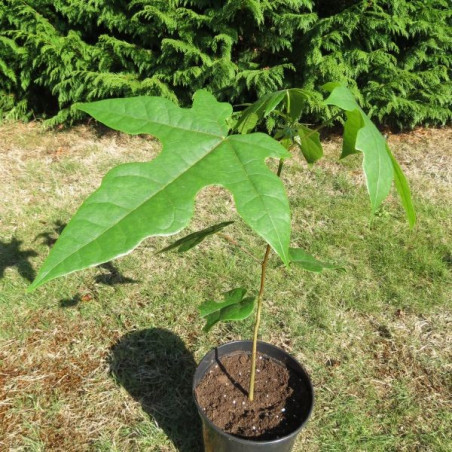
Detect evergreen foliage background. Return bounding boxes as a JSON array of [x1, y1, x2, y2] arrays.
[[0, 0, 450, 128]]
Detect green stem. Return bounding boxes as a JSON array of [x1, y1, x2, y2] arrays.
[[249, 244, 271, 401], [248, 159, 284, 402]]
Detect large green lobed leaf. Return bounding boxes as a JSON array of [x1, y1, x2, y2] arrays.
[[29, 91, 291, 290]]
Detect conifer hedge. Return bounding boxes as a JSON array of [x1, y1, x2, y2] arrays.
[[0, 0, 450, 128]]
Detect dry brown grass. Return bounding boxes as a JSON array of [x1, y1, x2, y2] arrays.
[[387, 127, 452, 204], [1, 310, 119, 451], [1, 122, 160, 223]]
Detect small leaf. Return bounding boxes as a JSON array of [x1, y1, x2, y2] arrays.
[[289, 247, 341, 273], [386, 146, 416, 228], [235, 88, 311, 134], [286, 89, 310, 122], [264, 92, 287, 116], [236, 91, 286, 134], [323, 84, 395, 214], [199, 288, 255, 332], [157, 221, 233, 253], [296, 125, 323, 164], [324, 84, 415, 225], [199, 288, 246, 317], [237, 112, 259, 134], [341, 109, 364, 158]]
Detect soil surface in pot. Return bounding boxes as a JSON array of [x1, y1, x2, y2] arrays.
[[195, 351, 311, 440]]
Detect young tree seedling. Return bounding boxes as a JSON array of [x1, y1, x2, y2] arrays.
[[29, 84, 415, 402]]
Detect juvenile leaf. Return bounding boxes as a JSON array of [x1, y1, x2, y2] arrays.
[[158, 221, 233, 253], [296, 125, 323, 164], [235, 88, 311, 134], [289, 247, 341, 273], [236, 91, 286, 134], [237, 112, 259, 135], [341, 109, 364, 158], [199, 288, 255, 332], [29, 90, 291, 290], [324, 83, 411, 218], [286, 89, 311, 122], [264, 92, 287, 116], [386, 146, 416, 228]]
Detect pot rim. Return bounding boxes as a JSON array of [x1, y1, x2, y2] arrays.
[[192, 339, 314, 446]]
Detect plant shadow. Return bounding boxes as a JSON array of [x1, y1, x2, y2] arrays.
[[0, 237, 37, 282], [36, 220, 138, 288], [34, 220, 66, 247], [94, 262, 138, 286], [108, 328, 202, 451], [59, 294, 82, 308]]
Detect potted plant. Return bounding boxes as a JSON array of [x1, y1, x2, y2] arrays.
[[28, 84, 414, 451]]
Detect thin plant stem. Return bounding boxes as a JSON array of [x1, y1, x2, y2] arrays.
[[249, 244, 272, 401], [248, 159, 284, 402], [248, 112, 337, 400]]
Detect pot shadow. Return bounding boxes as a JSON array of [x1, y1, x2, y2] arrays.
[[0, 237, 37, 282], [108, 328, 202, 451]]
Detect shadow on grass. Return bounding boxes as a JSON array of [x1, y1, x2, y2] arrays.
[[36, 220, 138, 289], [34, 220, 66, 247], [108, 328, 202, 451], [94, 262, 138, 286], [59, 294, 82, 308], [0, 238, 37, 282]]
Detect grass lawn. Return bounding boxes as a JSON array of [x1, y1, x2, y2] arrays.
[[1, 122, 451, 451]]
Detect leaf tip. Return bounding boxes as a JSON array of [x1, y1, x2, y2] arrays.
[[321, 81, 343, 93], [27, 278, 40, 293]]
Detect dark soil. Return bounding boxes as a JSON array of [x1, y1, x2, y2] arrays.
[[195, 351, 311, 440]]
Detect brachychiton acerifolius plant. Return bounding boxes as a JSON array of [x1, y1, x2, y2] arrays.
[[29, 84, 415, 401]]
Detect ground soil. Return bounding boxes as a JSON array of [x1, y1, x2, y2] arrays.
[[195, 351, 312, 440]]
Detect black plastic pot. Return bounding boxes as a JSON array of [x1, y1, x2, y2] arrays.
[[193, 340, 314, 452]]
